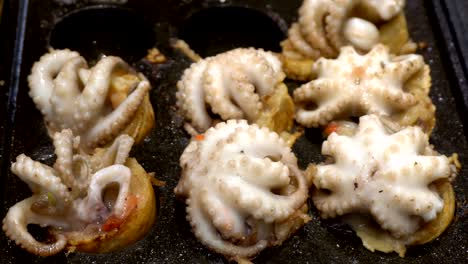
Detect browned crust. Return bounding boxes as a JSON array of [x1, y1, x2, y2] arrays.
[[390, 65, 435, 134], [409, 179, 455, 245], [379, 14, 417, 55], [278, 55, 316, 82], [255, 84, 301, 146], [256, 84, 295, 134], [122, 94, 155, 144], [306, 163, 456, 256]]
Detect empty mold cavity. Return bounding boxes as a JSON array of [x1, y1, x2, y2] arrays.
[[179, 6, 285, 57], [50, 7, 155, 64]]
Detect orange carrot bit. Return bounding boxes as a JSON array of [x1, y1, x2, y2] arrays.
[[195, 134, 205, 141], [324, 122, 339, 137], [102, 215, 123, 232], [124, 195, 138, 215], [102, 195, 138, 232]]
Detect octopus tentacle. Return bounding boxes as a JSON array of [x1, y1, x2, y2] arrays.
[[187, 194, 268, 258], [82, 81, 150, 150], [293, 79, 339, 102], [53, 129, 91, 196], [387, 54, 425, 82], [325, 0, 353, 51], [313, 191, 341, 216], [70, 154, 92, 195], [389, 128, 428, 151], [298, 0, 336, 57], [95, 134, 134, 168], [280, 39, 305, 60], [284, 0, 408, 61], [75, 56, 129, 126], [233, 156, 290, 189], [2, 197, 68, 256], [288, 23, 321, 59], [383, 156, 450, 185], [370, 204, 418, 237], [384, 186, 443, 218], [296, 98, 350, 127], [176, 60, 212, 132], [217, 128, 308, 222], [371, 185, 444, 237], [313, 192, 356, 217], [52, 129, 75, 189], [28, 49, 153, 149], [311, 115, 454, 237], [294, 45, 427, 128], [76, 165, 131, 222], [228, 78, 261, 122], [321, 134, 356, 158], [78, 68, 91, 83], [28, 49, 80, 121], [372, 85, 415, 108], [11, 154, 71, 208], [204, 61, 245, 120], [200, 190, 247, 240], [313, 166, 348, 191], [3, 129, 147, 256], [176, 48, 286, 134], [50, 57, 88, 132], [234, 49, 284, 96], [219, 174, 304, 223], [176, 120, 309, 259]]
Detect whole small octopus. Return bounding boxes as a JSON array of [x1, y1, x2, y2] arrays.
[[176, 48, 294, 135], [310, 114, 457, 254], [2, 129, 156, 256], [281, 0, 416, 80], [28, 49, 155, 151], [294, 44, 434, 132], [175, 120, 310, 260], [284, 0, 413, 59]]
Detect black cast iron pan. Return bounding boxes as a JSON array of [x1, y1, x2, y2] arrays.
[[0, 0, 467, 263]]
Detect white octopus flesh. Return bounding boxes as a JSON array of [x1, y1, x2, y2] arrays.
[[3, 129, 135, 256], [284, 0, 405, 60], [175, 120, 309, 259], [176, 48, 285, 134], [28, 49, 151, 150], [312, 114, 455, 237], [294, 44, 423, 127]]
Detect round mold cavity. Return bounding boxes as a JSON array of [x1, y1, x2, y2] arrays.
[[179, 6, 285, 57], [50, 6, 155, 64]]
